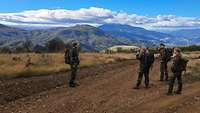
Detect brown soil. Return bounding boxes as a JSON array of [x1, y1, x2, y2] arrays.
[[0, 60, 199, 113]]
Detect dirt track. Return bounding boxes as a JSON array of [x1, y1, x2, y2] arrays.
[[0, 60, 200, 113]]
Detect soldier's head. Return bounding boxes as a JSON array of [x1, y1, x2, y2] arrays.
[[174, 48, 181, 56], [72, 41, 78, 48], [140, 47, 146, 54], [160, 43, 165, 49]]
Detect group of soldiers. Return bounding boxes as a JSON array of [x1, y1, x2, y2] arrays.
[[65, 42, 188, 95], [133, 43, 188, 95]]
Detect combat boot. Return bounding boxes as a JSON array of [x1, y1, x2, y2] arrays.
[[69, 83, 76, 88], [145, 85, 150, 89], [166, 92, 173, 96], [175, 91, 182, 95], [133, 86, 140, 89]]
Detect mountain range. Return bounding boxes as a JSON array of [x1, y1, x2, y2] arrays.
[[167, 29, 200, 45], [0, 23, 199, 51], [0, 24, 131, 51]]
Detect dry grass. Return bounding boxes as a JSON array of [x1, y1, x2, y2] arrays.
[[180, 51, 200, 83], [183, 59, 200, 83], [0, 53, 134, 79], [0, 51, 199, 81], [183, 51, 200, 59]]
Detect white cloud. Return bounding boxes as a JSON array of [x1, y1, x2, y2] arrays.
[[0, 7, 200, 29]]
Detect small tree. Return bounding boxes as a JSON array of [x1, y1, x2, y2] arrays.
[[46, 38, 65, 52]]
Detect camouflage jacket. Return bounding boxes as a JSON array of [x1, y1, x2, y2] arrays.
[[136, 52, 154, 72], [171, 56, 182, 73], [159, 48, 167, 62], [70, 47, 80, 65]]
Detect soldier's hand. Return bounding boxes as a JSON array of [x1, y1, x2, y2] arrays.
[[151, 65, 153, 70]]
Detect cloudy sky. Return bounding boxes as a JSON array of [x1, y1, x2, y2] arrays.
[[0, 0, 200, 30]]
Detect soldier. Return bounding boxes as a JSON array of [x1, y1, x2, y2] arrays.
[[159, 43, 169, 81], [65, 42, 80, 87], [134, 47, 154, 89], [167, 48, 188, 95]]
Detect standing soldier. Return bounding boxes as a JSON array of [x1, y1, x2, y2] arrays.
[[159, 43, 169, 81], [134, 47, 154, 89], [167, 48, 188, 95], [65, 42, 80, 87]]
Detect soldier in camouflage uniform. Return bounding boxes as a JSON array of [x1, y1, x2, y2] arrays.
[[159, 43, 169, 81], [134, 48, 154, 89], [167, 48, 187, 95], [67, 42, 80, 87]]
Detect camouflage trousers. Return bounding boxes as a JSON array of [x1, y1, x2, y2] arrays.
[[136, 69, 150, 88], [168, 72, 183, 93], [160, 62, 168, 81], [69, 64, 78, 85]]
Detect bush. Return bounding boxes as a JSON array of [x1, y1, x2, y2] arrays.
[[179, 45, 200, 52], [46, 38, 65, 52]]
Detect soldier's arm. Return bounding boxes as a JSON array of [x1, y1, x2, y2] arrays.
[[161, 49, 167, 61], [152, 54, 155, 63], [136, 53, 142, 60], [162, 50, 166, 59], [151, 64, 153, 70], [74, 48, 80, 65], [150, 54, 154, 70], [64, 49, 68, 64]]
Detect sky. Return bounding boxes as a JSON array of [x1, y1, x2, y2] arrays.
[[0, 0, 200, 30]]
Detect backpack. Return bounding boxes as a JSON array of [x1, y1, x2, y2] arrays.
[[165, 48, 173, 62], [64, 49, 71, 64], [148, 53, 155, 66], [180, 58, 189, 71]]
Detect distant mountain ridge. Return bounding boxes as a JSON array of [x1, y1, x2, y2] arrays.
[[99, 24, 200, 46], [99, 24, 174, 46], [168, 29, 200, 45], [0, 23, 199, 52], [0, 24, 132, 51]]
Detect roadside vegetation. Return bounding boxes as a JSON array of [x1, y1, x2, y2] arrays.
[[0, 49, 199, 81], [179, 45, 200, 52], [0, 53, 134, 79], [183, 59, 200, 83]]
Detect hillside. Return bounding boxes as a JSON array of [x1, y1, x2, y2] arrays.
[[0, 24, 132, 51], [99, 24, 173, 45], [0, 24, 30, 47], [168, 29, 200, 45], [98, 24, 197, 46], [46, 25, 132, 51]]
